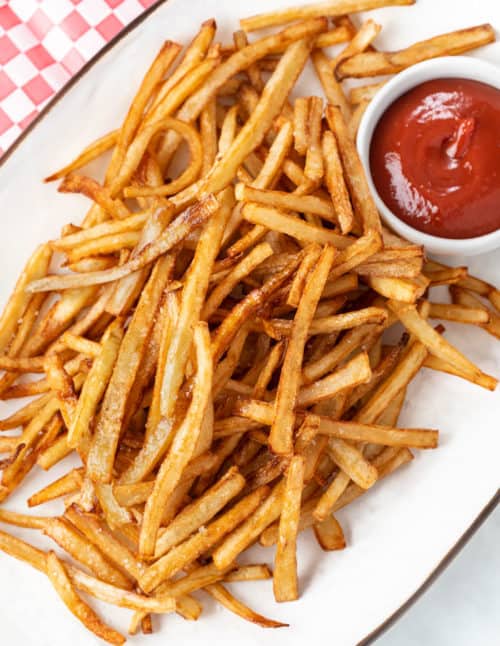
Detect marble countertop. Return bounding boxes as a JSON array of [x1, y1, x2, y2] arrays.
[[377, 505, 500, 646]]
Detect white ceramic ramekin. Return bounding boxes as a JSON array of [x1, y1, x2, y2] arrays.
[[357, 56, 500, 256]]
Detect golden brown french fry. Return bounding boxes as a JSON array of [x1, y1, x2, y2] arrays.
[[349, 80, 387, 104], [27, 196, 218, 293], [28, 469, 83, 507], [0, 527, 47, 572], [43, 518, 132, 589], [243, 203, 351, 248], [337, 24, 495, 79], [428, 302, 490, 325], [241, 0, 413, 31], [46, 552, 126, 645], [388, 300, 497, 390], [313, 514, 346, 551], [326, 105, 381, 233], [224, 564, 272, 582], [86, 256, 173, 482], [202, 37, 322, 196], [304, 96, 324, 186], [139, 323, 212, 557], [274, 455, 304, 602], [270, 246, 336, 454], [155, 466, 245, 557], [450, 286, 500, 339], [140, 486, 268, 592], [0, 244, 52, 353], [322, 130, 354, 234], [59, 174, 130, 220], [204, 582, 287, 628], [212, 481, 284, 570], [311, 50, 351, 121], [236, 184, 337, 221], [334, 19, 381, 69], [68, 319, 124, 448], [45, 130, 118, 182]]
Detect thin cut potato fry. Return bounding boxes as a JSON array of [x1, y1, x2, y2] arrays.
[[140, 486, 269, 592], [203, 242, 273, 320], [241, 0, 414, 31], [204, 582, 287, 628], [326, 105, 381, 233], [27, 196, 218, 293], [388, 300, 497, 390], [450, 286, 500, 339], [322, 130, 354, 233], [46, 552, 126, 646], [235, 184, 337, 221], [139, 323, 212, 557], [45, 130, 118, 182], [225, 564, 272, 582], [270, 246, 336, 454], [311, 50, 351, 121], [274, 455, 304, 602], [243, 203, 351, 248], [86, 256, 173, 482], [333, 19, 381, 69], [59, 174, 130, 220], [428, 302, 490, 325], [154, 466, 245, 557], [336, 24, 495, 79], [28, 468, 83, 507], [313, 515, 346, 551], [0, 244, 52, 353]]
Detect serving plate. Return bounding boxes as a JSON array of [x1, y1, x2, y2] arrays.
[[0, 1, 498, 645]]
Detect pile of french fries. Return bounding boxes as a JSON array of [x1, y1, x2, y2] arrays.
[[0, 1, 498, 643]]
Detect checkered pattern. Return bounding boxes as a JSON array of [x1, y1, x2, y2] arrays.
[[0, 0, 158, 156]]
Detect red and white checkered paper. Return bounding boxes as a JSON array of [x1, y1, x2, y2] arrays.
[[0, 0, 158, 157]]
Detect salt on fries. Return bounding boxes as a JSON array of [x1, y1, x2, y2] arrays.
[[0, 2, 498, 643]]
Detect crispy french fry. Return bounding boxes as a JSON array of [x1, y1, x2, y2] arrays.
[[337, 24, 495, 79], [274, 455, 304, 602], [242, 1, 413, 31], [270, 246, 335, 454], [46, 552, 126, 645]]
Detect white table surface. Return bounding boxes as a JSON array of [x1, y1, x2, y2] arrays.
[[377, 505, 500, 646]]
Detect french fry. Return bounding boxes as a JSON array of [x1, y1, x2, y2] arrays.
[[322, 130, 354, 233], [236, 184, 337, 221], [139, 323, 212, 557], [388, 300, 497, 390], [311, 50, 351, 121], [243, 203, 351, 248], [450, 286, 500, 339], [59, 174, 130, 220], [313, 514, 346, 550], [334, 19, 381, 69], [270, 246, 335, 454], [212, 481, 283, 570], [46, 552, 126, 646], [140, 485, 268, 592], [155, 466, 246, 557], [0, 244, 52, 353], [241, 1, 413, 31], [28, 468, 83, 507], [204, 582, 287, 628], [326, 105, 381, 233], [45, 130, 118, 182], [27, 196, 219, 293], [274, 455, 304, 602], [337, 24, 495, 79]]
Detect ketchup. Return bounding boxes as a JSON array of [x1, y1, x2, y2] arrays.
[[370, 78, 500, 239]]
